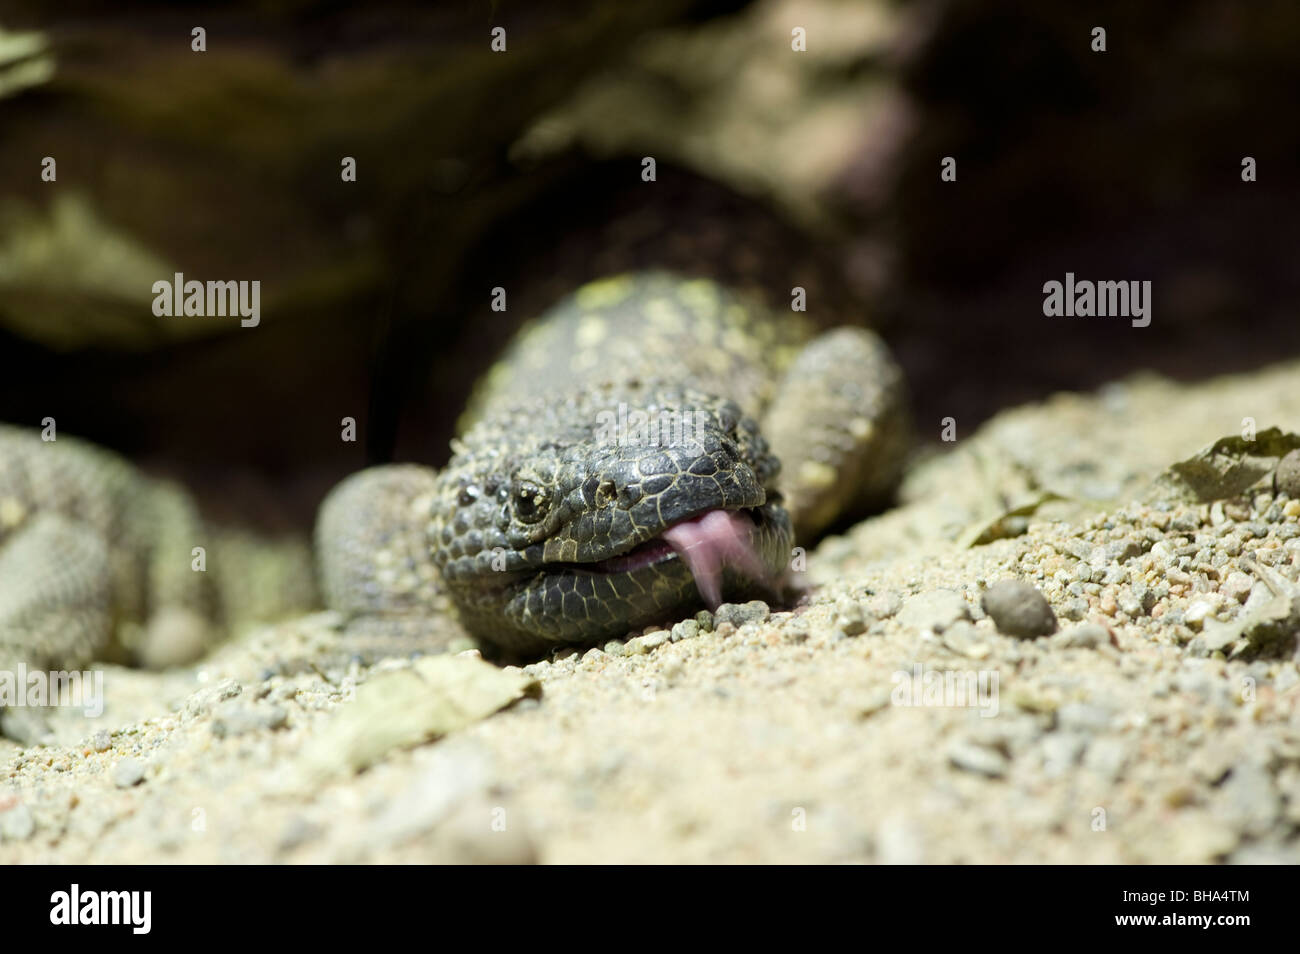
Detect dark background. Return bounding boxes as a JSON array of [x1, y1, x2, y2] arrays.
[[0, 0, 1295, 531]]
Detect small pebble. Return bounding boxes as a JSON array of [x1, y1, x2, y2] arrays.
[[640, 630, 670, 650], [670, 619, 700, 642], [980, 581, 1057, 638], [1059, 597, 1089, 621], [1184, 600, 1216, 630], [714, 601, 769, 628], [1276, 450, 1300, 498], [1220, 572, 1255, 603]]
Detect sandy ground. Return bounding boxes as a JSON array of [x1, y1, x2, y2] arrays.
[[3, 360, 1300, 863]]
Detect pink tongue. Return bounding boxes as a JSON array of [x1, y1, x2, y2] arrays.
[[660, 509, 769, 609]]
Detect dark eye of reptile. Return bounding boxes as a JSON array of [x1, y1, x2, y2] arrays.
[[511, 480, 548, 523]]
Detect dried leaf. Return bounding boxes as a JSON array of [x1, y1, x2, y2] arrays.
[[1143, 428, 1300, 504], [295, 655, 539, 784]]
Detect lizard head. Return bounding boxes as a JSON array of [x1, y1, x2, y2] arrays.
[[429, 380, 792, 653]]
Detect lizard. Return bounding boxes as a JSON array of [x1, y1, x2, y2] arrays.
[[317, 271, 910, 656], [0, 426, 217, 674], [0, 424, 316, 739]]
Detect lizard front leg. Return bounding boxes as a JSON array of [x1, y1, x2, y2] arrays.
[[315, 464, 467, 656], [762, 326, 910, 542]]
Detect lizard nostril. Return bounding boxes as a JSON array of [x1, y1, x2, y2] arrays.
[[614, 482, 640, 507]]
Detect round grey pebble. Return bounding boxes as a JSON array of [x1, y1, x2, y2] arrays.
[[1277, 450, 1300, 498], [980, 580, 1057, 638]]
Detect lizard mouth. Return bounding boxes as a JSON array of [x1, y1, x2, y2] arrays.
[[579, 507, 774, 608]]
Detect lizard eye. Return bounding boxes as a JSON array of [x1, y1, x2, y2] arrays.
[[510, 479, 549, 524]]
